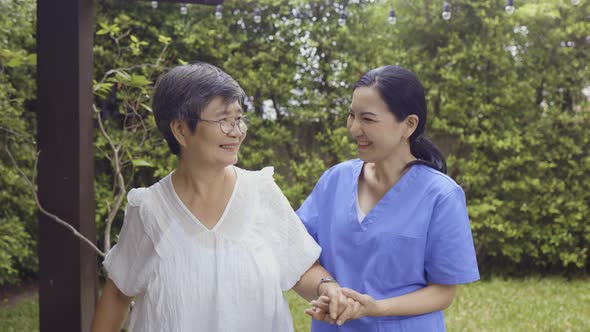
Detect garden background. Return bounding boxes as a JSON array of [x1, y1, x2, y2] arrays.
[[1, 0, 589, 330]]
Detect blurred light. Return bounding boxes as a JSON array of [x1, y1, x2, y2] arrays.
[[254, 8, 261, 23], [571, 0, 580, 5], [506, 0, 515, 14], [151, 1, 158, 9], [215, 5, 222, 19], [388, 8, 396, 25], [294, 11, 302, 26], [180, 3, 187, 15], [442, 2, 451, 20], [338, 12, 347, 26]]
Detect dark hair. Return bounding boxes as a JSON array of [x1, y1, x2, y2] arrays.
[[152, 62, 246, 155], [353, 65, 447, 174]]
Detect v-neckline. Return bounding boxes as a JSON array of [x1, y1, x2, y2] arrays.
[[352, 160, 417, 229], [167, 167, 240, 232]]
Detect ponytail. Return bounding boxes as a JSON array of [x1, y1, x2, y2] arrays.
[[353, 66, 445, 173], [406, 136, 447, 174]]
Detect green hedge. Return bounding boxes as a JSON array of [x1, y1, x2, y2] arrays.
[[1, 0, 588, 285], [0, 0, 38, 285]]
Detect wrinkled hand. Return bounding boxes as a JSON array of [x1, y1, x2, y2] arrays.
[[304, 283, 350, 324], [304, 295, 332, 323], [305, 288, 378, 326], [306, 295, 360, 326]]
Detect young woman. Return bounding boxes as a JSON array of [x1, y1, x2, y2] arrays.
[[300, 65, 480, 331]]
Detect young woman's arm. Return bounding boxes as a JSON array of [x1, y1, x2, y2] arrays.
[[353, 283, 455, 315], [90, 279, 133, 332], [309, 283, 456, 326]]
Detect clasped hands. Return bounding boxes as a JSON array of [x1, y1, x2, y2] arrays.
[[304, 284, 378, 326]]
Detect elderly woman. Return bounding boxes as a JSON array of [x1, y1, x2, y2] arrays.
[[91, 62, 347, 332]]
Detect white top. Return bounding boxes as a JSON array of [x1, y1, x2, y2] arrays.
[[356, 194, 366, 223], [103, 167, 321, 332]]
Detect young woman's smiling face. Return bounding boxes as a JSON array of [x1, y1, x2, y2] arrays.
[[347, 86, 413, 164]]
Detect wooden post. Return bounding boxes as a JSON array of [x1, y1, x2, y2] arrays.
[[36, 0, 224, 330], [36, 0, 97, 331]]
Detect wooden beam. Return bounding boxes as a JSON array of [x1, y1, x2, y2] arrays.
[[36, 0, 97, 331], [142, 0, 223, 5]]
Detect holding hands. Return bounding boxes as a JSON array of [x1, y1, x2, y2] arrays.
[[305, 286, 379, 326]]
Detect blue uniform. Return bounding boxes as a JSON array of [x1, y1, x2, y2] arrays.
[[297, 159, 480, 332]]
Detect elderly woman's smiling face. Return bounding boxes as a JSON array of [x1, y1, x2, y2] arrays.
[[175, 96, 247, 168]]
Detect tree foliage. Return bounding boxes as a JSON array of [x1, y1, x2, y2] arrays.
[[1, 0, 588, 285], [0, 0, 37, 285]]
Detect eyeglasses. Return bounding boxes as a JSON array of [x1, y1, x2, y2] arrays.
[[198, 116, 249, 135]]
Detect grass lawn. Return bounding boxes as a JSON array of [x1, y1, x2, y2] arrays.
[[1, 277, 588, 332], [0, 295, 38, 332]]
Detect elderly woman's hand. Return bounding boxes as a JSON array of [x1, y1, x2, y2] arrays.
[[306, 294, 360, 325], [304, 295, 332, 323], [304, 282, 351, 324], [305, 287, 379, 326]]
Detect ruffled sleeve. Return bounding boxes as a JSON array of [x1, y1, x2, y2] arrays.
[[258, 168, 321, 291], [103, 188, 159, 297]]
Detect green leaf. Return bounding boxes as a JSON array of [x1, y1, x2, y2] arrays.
[[141, 103, 153, 113], [128, 74, 151, 87], [132, 159, 152, 168], [158, 35, 171, 45], [6, 56, 23, 67], [25, 53, 36, 65]]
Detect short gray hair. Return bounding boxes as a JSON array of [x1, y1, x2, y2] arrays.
[[152, 62, 246, 155]]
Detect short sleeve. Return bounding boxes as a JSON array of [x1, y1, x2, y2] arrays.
[[425, 186, 480, 285], [260, 170, 321, 291], [102, 189, 158, 297], [296, 176, 325, 242]]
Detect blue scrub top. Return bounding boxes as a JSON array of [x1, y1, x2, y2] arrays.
[[297, 159, 480, 332]]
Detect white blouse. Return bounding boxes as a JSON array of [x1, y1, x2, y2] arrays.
[[103, 167, 321, 332]]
